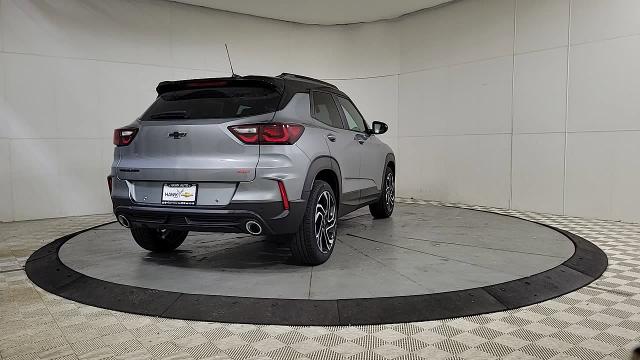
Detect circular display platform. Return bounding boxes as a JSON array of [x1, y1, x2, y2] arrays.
[[26, 203, 607, 325]]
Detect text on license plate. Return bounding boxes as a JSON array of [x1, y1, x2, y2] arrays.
[[162, 183, 197, 205]]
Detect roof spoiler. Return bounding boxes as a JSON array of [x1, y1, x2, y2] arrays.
[[156, 76, 283, 95], [277, 73, 337, 89]]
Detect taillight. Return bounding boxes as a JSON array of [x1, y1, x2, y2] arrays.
[[277, 180, 289, 210], [228, 123, 304, 145], [228, 125, 260, 144], [113, 128, 138, 146], [107, 175, 113, 194]]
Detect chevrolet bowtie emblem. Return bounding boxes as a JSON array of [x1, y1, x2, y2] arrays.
[[168, 131, 187, 139]]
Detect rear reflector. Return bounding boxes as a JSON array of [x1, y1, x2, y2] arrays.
[[228, 123, 304, 145], [277, 180, 290, 210], [113, 128, 138, 146]]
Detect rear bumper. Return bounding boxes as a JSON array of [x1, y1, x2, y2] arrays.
[[113, 199, 306, 235]]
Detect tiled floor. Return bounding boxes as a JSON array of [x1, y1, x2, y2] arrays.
[[1, 199, 639, 360]]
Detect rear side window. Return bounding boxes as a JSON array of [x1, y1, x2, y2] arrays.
[[141, 86, 282, 120], [311, 92, 343, 128], [336, 96, 367, 132]]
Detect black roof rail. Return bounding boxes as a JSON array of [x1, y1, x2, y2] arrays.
[[278, 73, 337, 89]]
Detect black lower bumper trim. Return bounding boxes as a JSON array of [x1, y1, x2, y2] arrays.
[[113, 200, 305, 235]]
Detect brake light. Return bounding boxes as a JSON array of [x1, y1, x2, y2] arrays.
[[277, 180, 290, 210], [107, 176, 113, 194], [185, 80, 228, 88], [113, 128, 138, 146], [228, 123, 304, 145]]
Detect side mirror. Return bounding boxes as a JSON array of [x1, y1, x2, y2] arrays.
[[371, 121, 388, 135]]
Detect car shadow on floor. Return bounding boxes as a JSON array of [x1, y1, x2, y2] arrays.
[[141, 238, 301, 270]]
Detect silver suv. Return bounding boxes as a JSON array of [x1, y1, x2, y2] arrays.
[[109, 73, 395, 265]]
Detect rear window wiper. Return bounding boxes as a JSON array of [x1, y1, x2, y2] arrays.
[[148, 110, 189, 119]]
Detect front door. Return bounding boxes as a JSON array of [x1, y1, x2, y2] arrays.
[[334, 95, 382, 204]]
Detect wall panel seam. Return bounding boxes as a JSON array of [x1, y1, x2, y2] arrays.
[[508, 0, 517, 210], [8, 139, 15, 222], [562, 0, 573, 216]]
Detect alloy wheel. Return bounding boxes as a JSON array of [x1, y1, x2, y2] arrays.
[[314, 190, 337, 253], [385, 172, 395, 211]]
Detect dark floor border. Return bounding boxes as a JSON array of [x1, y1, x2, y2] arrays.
[[25, 207, 608, 326]]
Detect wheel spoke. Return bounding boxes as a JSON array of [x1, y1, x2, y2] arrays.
[[385, 173, 395, 210], [314, 190, 336, 254], [315, 213, 324, 238]]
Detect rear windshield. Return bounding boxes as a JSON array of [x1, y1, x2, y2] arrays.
[[141, 86, 282, 120]]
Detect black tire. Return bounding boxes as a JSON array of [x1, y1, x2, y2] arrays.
[[130, 227, 188, 252], [369, 166, 395, 219], [290, 180, 338, 265]]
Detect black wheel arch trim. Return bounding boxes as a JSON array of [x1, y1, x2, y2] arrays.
[[25, 204, 607, 326], [378, 152, 396, 196], [302, 156, 342, 202], [385, 153, 395, 170]]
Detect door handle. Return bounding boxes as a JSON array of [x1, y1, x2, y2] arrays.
[[327, 134, 336, 142]]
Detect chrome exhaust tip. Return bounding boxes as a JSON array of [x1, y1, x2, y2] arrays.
[[117, 215, 130, 228], [245, 220, 263, 235]]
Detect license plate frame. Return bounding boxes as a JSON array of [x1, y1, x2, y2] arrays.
[[161, 183, 198, 205]]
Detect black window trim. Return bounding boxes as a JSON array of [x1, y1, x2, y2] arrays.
[[310, 90, 347, 130], [333, 94, 370, 134]]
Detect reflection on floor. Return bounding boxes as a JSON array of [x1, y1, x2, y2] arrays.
[[1, 199, 639, 360]]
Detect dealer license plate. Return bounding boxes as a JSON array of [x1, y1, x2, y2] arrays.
[[161, 183, 197, 205]]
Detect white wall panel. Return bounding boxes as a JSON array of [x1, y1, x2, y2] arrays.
[[4, 54, 57, 139], [11, 139, 107, 220], [396, 137, 430, 197], [515, 0, 569, 53], [0, 0, 3, 52], [399, 56, 512, 137], [398, 134, 511, 208], [446, 57, 513, 135], [10, 139, 62, 220], [1, 0, 172, 66], [511, 133, 565, 214], [338, 22, 399, 78], [565, 131, 640, 223], [398, 0, 515, 72], [168, 3, 230, 72], [0, 139, 12, 221], [56, 58, 101, 139], [0, 53, 6, 138], [571, 0, 640, 44], [569, 36, 640, 132], [398, 67, 448, 137], [513, 47, 567, 134]]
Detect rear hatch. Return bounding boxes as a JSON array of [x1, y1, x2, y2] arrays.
[[115, 78, 283, 204]]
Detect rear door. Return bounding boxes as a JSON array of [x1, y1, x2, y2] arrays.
[[115, 81, 281, 205], [117, 115, 270, 183], [310, 91, 363, 205]]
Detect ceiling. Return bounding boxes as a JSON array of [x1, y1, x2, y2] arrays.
[[171, 0, 452, 25]]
